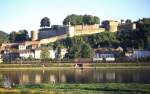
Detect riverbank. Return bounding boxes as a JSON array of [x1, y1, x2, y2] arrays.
[[0, 83, 150, 94], [0, 63, 150, 70]]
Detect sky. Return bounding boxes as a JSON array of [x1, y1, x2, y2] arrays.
[[0, 0, 150, 33]]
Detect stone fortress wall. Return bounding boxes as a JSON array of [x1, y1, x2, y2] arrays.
[[74, 24, 105, 35], [32, 24, 105, 43]]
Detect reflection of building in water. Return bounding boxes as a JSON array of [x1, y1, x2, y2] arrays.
[[116, 72, 123, 83], [133, 73, 140, 82], [93, 71, 116, 82], [106, 72, 116, 81], [21, 73, 29, 84], [75, 69, 83, 74], [35, 74, 41, 84], [93, 72, 104, 82], [60, 74, 66, 83], [49, 74, 56, 83], [3, 79, 12, 88]]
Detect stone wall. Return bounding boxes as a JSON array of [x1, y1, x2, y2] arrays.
[[38, 27, 67, 39], [74, 24, 105, 35]]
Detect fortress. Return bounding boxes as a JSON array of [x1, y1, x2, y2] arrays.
[[0, 20, 137, 61], [30, 24, 105, 45]]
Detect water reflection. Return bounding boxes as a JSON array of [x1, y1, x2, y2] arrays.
[[0, 69, 150, 85]]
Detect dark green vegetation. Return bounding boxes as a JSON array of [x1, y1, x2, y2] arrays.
[[9, 30, 29, 43], [118, 18, 150, 50], [40, 48, 50, 60], [63, 14, 100, 25], [0, 30, 9, 45], [40, 17, 50, 27], [0, 83, 150, 94]]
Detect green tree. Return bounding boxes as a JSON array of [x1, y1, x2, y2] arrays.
[[66, 45, 81, 59], [40, 17, 50, 27], [80, 43, 94, 58], [63, 14, 100, 25], [0, 30, 9, 45], [40, 48, 50, 59], [15, 30, 29, 42], [9, 31, 16, 43]]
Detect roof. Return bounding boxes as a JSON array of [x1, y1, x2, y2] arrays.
[[94, 48, 119, 54]]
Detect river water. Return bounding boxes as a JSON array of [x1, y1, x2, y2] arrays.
[[0, 68, 150, 85]]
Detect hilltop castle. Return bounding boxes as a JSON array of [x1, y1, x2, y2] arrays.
[[0, 20, 136, 61]]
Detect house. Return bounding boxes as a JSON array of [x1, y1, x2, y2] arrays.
[[0, 54, 3, 63], [132, 50, 150, 58], [19, 49, 35, 59], [93, 48, 119, 62], [34, 48, 56, 59]]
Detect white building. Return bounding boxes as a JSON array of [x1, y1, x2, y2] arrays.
[[19, 50, 34, 59], [132, 50, 150, 58], [19, 44, 26, 50], [0, 54, 3, 63], [34, 48, 56, 59], [93, 49, 118, 62]]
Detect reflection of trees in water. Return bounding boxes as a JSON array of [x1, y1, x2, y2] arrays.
[[93, 70, 116, 83], [75, 69, 94, 83], [1, 69, 150, 84], [106, 72, 116, 82]]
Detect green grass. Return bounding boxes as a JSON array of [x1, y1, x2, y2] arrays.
[[12, 83, 150, 93], [0, 63, 150, 70]]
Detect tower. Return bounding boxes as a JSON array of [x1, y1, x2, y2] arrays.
[[66, 26, 75, 37], [31, 30, 38, 41]]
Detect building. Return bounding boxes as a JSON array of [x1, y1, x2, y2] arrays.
[[2, 46, 68, 61], [93, 48, 120, 62], [101, 20, 119, 32], [132, 50, 150, 58], [34, 48, 56, 59], [0, 54, 3, 63], [118, 23, 136, 31]]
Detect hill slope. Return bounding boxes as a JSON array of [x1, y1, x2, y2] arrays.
[[0, 30, 9, 45]]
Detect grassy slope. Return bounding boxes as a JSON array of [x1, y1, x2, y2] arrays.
[[0, 83, 150, 94]]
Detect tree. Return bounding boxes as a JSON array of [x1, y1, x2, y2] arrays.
[[9, 31, 16, 43], [40, 17, 50, 27], [125, 19, 132, 24], [15, 30, 29, 42], [63, 14, 100, 25], [65, 45, 81, 59], [0, 30, 9, 45], [121, 19, 124, 24], [80, 43, 94, 58], [40, 48, 50, 60]]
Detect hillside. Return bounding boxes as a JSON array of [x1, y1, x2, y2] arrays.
[[0, 30, 9, 46]]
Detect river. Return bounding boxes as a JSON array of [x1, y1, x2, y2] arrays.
[[0, 68, 150, 85]]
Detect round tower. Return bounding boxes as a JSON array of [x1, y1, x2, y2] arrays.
[[66, 24, 75, 37], [31, 30, 38, 41]]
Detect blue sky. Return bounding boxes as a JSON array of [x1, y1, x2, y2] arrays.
[[0, 0, 150, 33]]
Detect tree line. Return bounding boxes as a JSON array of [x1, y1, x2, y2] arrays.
[[63, 14, 100, 26]]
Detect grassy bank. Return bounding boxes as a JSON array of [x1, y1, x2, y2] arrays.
[[0, 83, 150, 94], [0, 63, 150, 70]]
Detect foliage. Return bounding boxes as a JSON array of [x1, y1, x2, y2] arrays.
[[80, 43, 94, 58], [9, 30, 29, 43], [40, 48, 50, 60], [12, 83, 150, 94], [63, 14, 100, 26], [0, 30, 9, 45], [40, 17, 50, 27]]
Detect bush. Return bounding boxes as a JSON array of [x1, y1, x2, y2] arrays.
[[20, 90, 32, 94]]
